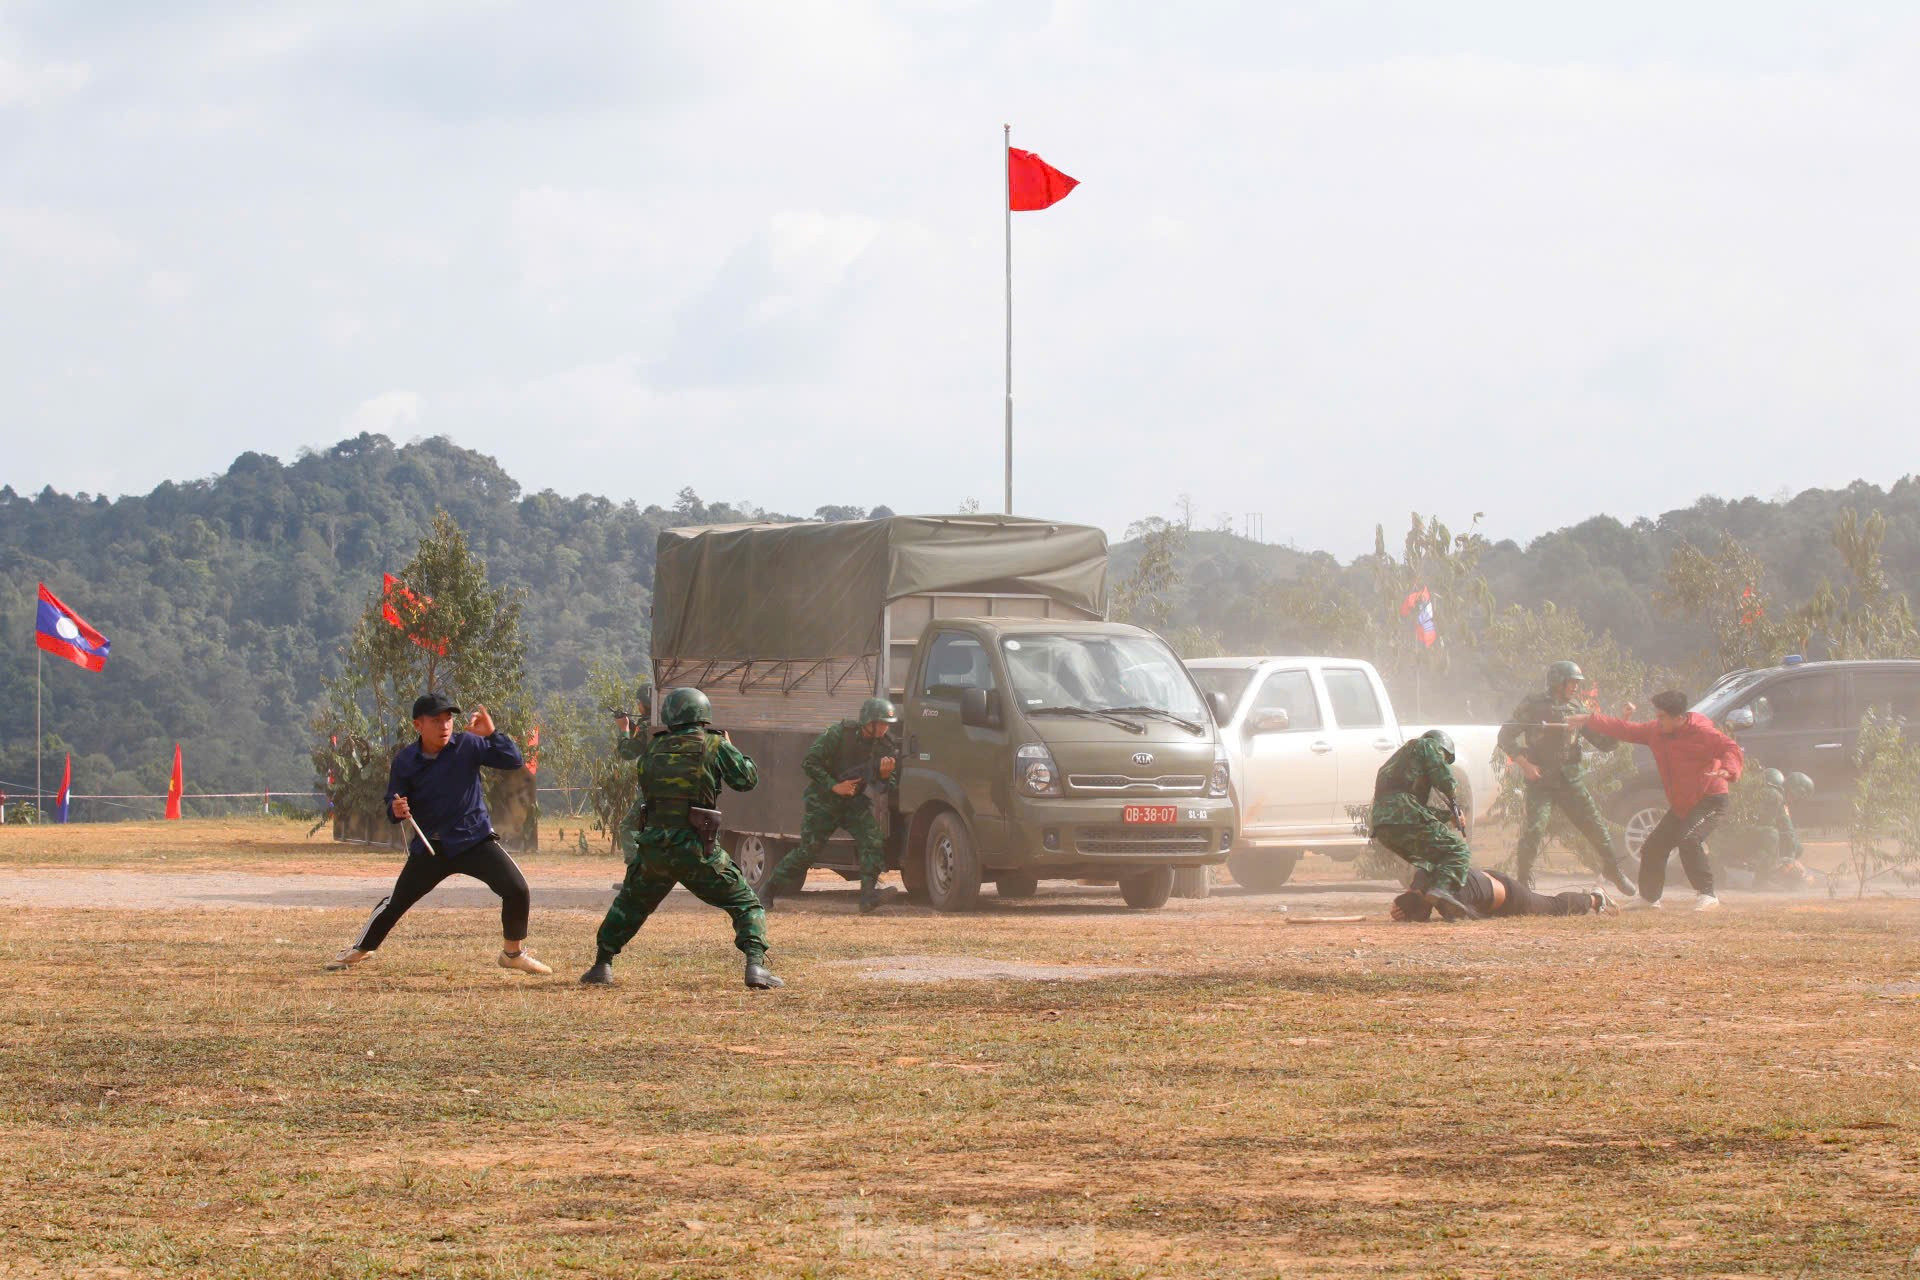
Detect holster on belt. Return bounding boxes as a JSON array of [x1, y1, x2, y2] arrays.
[[688, 806, 723, 855]]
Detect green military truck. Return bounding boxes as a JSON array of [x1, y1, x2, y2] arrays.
[[650, 515, 1236, 910]]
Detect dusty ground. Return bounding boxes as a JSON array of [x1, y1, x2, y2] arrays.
[[0, 820, 1916, 1277]]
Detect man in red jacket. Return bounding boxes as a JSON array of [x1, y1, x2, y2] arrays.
[[1569, 690, 1744, 911]]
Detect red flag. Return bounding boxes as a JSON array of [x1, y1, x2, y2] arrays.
[[381, 573, 448, 655], [526, 725, 540, 777], [165, 744, 183, 820], [56, 755, 71, 824], [1009, 147, 1079, 211]]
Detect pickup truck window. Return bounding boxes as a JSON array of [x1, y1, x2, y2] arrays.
[[1190, 668, 1254, 710], [1003, 632, 1206, 721], [923, 633, 994, 698], [1251, 669, 1321, 731], [1323, 667, 1385, 729]]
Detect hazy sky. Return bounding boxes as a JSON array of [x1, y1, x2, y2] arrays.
[[5, 2, 1917, 555]]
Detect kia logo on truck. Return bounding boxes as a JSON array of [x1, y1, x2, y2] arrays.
[[1132, 752, 1155, 766]]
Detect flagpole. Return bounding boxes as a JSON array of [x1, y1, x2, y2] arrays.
[[1003, 122, 1014, 516], [35, 647, 42, 815]]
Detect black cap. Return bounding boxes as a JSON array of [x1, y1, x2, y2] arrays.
[[411, 692, 461, 719]]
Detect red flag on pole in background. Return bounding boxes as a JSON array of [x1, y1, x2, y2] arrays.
[[1008, 147, 1079, 211], [526, 725, 540, 777], [165, 744, 183, 820], [56, 755, 71, 824]]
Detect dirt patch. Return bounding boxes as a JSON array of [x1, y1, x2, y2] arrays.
[[839, 953, 1165, 983]]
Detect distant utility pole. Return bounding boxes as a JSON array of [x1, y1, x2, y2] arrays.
[[1243, 513, 1265, 543]]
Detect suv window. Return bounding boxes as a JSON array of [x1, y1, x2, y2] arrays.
[[922, 633, 993, 698], [1323, 667, 1384, 729], [1742, 673, 1842, 732], [1251, 669, 1321, 731], [1853, 670, 1920, 723]]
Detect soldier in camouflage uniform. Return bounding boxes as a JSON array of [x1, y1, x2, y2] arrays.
[[1716, 768, 1814, 889], [1497, 660, 1637, 894], [1370, 730, 1482, 919], [762, 697, 901, 913], [580, 687, 781, 990]]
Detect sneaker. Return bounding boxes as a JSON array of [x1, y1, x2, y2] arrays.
[[499, 948, 553, 975], [1590, 888, 1619, 915], [1622, 897, 1662, 911], [326, 947, 373, 970], [1692, 895, 1721, 912]]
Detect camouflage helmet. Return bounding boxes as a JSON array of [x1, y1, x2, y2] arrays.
[[1421, 728, 1456, 763], [1785, 771, 1814, 801], [1546, 660, 1586, 690], [1760, 767, 1785, 790], [660, 687, 713, 728], [859, 696, 899, 726]]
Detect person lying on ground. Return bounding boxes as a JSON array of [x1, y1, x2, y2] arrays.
[[1391, 866, 1617, 922]]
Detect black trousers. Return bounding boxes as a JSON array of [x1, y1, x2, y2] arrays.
[[352, 836, 531, 952], [1486, 870, 1595, 917], [1635, 794, 1727, 902]]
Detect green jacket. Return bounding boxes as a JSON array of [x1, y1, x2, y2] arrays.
[[1497, 692, 1620, 784], [1370, 736, 1458, 830], [803, 719, 899, 800]]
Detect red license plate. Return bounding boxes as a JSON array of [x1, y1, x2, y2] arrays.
[[1123, 805, 1177, 825]]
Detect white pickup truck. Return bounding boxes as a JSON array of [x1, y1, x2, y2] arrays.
[[1184, 656, 1503, 890]]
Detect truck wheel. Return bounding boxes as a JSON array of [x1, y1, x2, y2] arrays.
[[1119, 866, 1175, 909], [995, 871, 1040, 899], [900, 845, 929, 901], [923, 812, 983, 912], [727, 833, 780, 892], [1228, 848, 1300, 893], [1170, 866, 1211, 899], [1619, 790, 1666, 859]]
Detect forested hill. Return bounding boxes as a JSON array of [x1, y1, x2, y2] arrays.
[[4, 431, 1914, 801], [0, 433, 870, 801], [1116, 477, 1920, 669]]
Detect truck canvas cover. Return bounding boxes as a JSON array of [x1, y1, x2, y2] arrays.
[[653, 515, 1108, 661]]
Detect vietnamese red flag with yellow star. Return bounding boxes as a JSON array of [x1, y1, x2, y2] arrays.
[[165, 744, 183, 820]]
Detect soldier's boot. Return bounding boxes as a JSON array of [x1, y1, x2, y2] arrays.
[[1423, 886, 1484, 922], [1514, 850, 1537, 891], [579, 955, 615, 986], [744, 956, 784, 990], [858, 881, 899, 914]]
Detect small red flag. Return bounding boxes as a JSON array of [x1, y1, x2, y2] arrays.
[[381, 573, 448, 655], [165, 744, 183, 820], [526, 725, 540, 777], [1009, 147, 1079, 211]]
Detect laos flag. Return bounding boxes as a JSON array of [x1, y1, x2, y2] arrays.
[[35, 583, 111, 672]]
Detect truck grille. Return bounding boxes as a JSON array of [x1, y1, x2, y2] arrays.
[[1075, 825, 1213, 855], [1067, 774, 1206, 794]]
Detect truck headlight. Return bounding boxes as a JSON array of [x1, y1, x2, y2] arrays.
[[1208, 746, 1230, 798], [1016, 742, 1063, 798]]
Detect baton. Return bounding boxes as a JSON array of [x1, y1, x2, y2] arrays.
[[404, 811, 438, 857]]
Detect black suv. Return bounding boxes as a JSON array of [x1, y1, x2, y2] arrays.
[[1608, 658, 1920, 853]]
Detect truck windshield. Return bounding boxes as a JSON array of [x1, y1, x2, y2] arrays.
[[1002, 633, 1208, 725]]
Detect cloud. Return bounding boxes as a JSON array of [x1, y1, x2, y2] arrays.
[[343, 390, 424, 435]]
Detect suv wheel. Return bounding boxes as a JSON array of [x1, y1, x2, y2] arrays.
[[1119, 866, 1175, 909], [923, 811, 982, 912], [1619, 790, 1666, 859]]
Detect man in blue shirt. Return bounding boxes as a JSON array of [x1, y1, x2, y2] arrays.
[[328, 693, 551, 974]]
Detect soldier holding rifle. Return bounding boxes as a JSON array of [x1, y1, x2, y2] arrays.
[[761, 698, 901, 914], [1498, 660, 1637, 894]]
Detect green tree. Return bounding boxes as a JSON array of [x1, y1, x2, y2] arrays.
[[1847, 709, 1920, 896], [312, 510, 531, 829], [1656, 534, 1807, 680], [1111, 516, 1185, 635], [1798, 508, 1920, 660]]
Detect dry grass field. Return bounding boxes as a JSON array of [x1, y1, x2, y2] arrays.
[[1, 820, 1916, 1277]]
